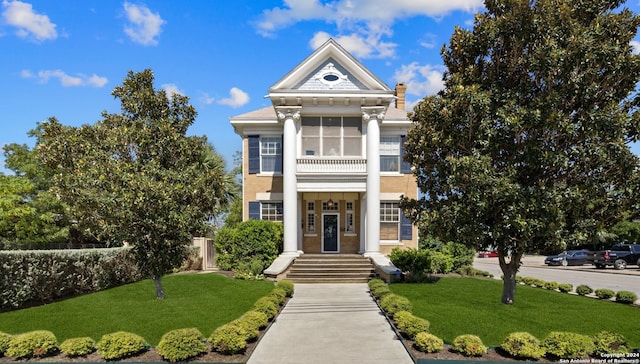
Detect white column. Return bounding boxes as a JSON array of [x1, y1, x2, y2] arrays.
[[277, 107, 301, 256], [363, 107, 384, 256]]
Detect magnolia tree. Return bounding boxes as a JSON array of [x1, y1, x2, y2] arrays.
[[37, 69, 231, 299], [402, 0, 640, 304]]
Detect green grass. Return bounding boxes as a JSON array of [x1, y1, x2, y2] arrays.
[[0, 273, 275, 345], [390, 277, 640, 348]]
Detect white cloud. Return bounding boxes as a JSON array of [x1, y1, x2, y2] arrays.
[[200, 92, 215, 105], [161, 83, 183, 99], [218, 87, 249, 108], [2, 0, 57, 41], [123, 2, 165, 46], [256, 0, 483, 58], [393, 62, 445, 98], [22, 69, 108, 87], [310, 31, 396, 59], [631, 40, 640, 55]]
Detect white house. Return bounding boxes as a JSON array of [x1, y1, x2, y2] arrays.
[[230, 39, 418, 277]]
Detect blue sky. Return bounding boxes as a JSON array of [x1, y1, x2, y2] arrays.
[[1, 0, 640, 174]]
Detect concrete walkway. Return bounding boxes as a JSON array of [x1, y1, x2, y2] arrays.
[[247, 283, 414, 364]]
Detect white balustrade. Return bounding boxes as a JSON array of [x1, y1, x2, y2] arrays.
[[296, 158, 367, 174]]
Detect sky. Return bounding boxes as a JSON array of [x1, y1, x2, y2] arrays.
[[1, 0, 640, 175]]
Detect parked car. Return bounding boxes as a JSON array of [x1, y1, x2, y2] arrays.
[[477, 250, 498, 258], [590, 243, 640, 270], [544, 250, 591, 266]]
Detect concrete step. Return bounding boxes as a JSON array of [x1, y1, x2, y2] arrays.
[[284, 254, 375, 283], [286, 277, 371, 283]]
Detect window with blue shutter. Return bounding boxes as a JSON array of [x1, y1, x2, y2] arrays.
[[400, 211, 412, 240], [248, 201, 260, 220], [248, 135, 260, 174], [400, 135, 411, 174]]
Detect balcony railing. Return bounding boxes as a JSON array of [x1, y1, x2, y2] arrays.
[[297, 158, 367, 174]]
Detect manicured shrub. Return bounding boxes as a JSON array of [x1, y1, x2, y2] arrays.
[[576, 285, 593, 296], [558, 283, 573, 293], [5, 330, 58, 359], [532, 278, 546, 288], [370, 284, 392, 298], [522, 277, 536, 286], [592, 331, 629, 355], [96, 331, 148, 360], [252, 296, 279, 320], [543, 281, 559, 290], [414, 332, 444, 353], [514, 276, 523, 284], [268, 288, 287, 306], [214, 220, 283, 273], [615, 291, 637, 304], [595, 288, 615, 300], [379, 294, 412, 318], [156, 328, 207, 363], [368, 278, 386, 291], [276, 280, 294, 297], [501, 332, 545, 359], [452, 334, 487, 356], [227, 319, 259, 342], [542, 331, 595, 359], [209, 325, 246, 354], [394, 311, 430, 340], [0, 332, 12, 356], [241, 311, 269, 331], [60, 337, 96, 357]]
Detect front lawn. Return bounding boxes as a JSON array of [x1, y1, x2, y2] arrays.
[[390, 277, 640, 347], [0, 273, 275, 345]]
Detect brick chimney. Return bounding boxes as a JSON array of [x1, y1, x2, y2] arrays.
[[394, 82, 407, 110]]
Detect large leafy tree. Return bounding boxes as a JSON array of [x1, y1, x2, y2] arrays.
[[403, 0, 640, 304], [37, 69, 231, 299]]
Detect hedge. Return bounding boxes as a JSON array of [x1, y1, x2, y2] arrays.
[[0, 248, 141, 311]]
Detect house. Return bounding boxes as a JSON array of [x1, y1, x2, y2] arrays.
[[230, 39, 418, 278]]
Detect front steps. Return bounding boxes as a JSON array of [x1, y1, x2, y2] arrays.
[[285, 254, 376, 283]]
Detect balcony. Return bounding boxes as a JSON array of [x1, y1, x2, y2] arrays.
[[296, 158, 367, 174]]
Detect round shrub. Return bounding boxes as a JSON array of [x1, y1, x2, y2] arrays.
[[595, 288, 615, 300], [592, 331, 629, 355], [241, 310, 269, 331], [522, 276, 535, 286], [514, 276, 523, 284], [501, 332, 545, 359], [228, 319, 259, 342], [6, 330, 58, 359], [558, 283, 573, 293], [371, 284, 392, 298], [276, 280, 294, 297], [268, 288, 287, 306], [576, 285, 593, 296], [156, 328, 206, 363], [414, 332, 444, 353], [368, 278, 386, 291], [252, 296, 279, 320], [96, 331, 147, 360], [60, 337, 96, 357], [532, 278, 546, 288], [380, 294, 412, 318], [209, 325, 246, 354], [542, 331, 595, 359], [615, 291, 637, 304], [543, 281, 559, 290], [395, 311, 430, 340], [452, 334, 487, 356], [0, 332, 12, 356]]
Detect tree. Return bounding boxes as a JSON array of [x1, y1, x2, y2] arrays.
[[402, 0, 640, 304], [37, 69, 231, 299]]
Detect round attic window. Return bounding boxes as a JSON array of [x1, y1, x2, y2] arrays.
[[323, 74, 339, 82]]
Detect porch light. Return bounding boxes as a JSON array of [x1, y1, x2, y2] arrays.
[[327, 199, 335, 208]]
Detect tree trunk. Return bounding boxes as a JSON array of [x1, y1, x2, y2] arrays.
[[153, 275, 165, 300], [498, 247, 524, 305]]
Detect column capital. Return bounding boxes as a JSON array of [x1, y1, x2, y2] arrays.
[[275, 106, 302, 122], [361, 106, 386, 123]]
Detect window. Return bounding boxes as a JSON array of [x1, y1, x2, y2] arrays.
[[380, 202, 399, 240], [301, 116, 362, 157], [261, 202, 283, 221], [380, 137, 400, 172], [306, 202, 316, 234], [261, 137, 282, 173], [345, 201, 355, 234]]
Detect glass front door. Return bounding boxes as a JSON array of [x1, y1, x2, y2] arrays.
[[322, 214, 339, 252]]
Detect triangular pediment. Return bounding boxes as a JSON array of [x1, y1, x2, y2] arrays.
[[270, 39, 391, 92]]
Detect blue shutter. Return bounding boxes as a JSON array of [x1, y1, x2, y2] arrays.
[[248, 135, 260, 174], [400, 211, 413, 240], [276, 135, 283, 174], [400, 135, 411, 174], [248, 201, 261, 220]]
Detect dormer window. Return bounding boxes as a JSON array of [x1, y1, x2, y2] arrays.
[[316, 63, 347, 88]]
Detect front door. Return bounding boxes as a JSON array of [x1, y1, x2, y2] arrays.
[[322, 214, 339, 253]]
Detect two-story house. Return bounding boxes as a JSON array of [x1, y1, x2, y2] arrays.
[[230, 39, 418, 277]]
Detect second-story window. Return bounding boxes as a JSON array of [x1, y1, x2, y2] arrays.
[[301, 116, 362, 157], [380, 136, 400, 172], [261, 136, 282, 173]]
